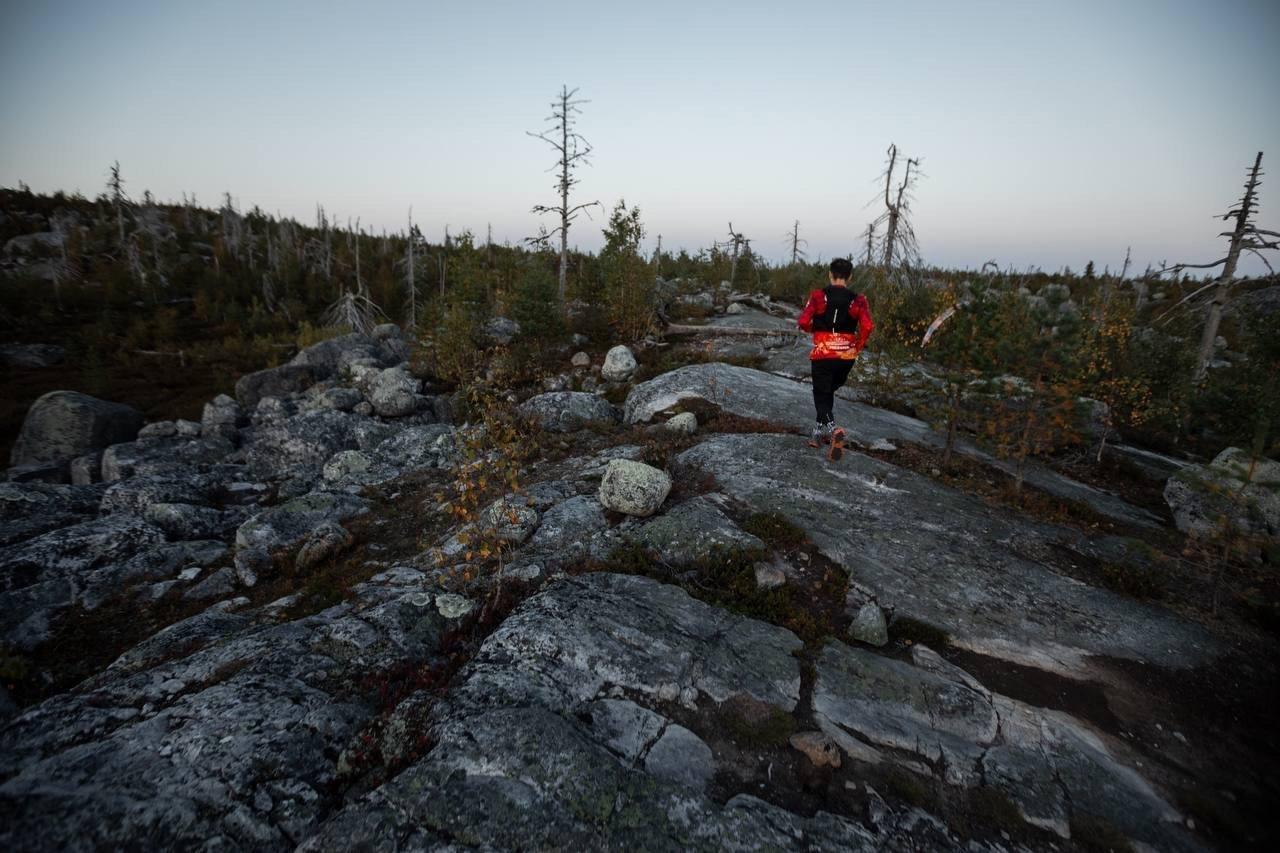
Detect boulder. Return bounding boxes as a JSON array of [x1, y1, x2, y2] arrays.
[[1164, 447, 1280, 540], [235, 490, 369, 555], [101, 437, 230, 483], [726, 302, 745, 315], [9, 391, 144, 467], [313, 386, 364, 412], [518, 391, 621, 433], [601, 345, 637, 382], [526, 495, 608, 554], [481, 316, 520, 346], [246, 410, 365, 482], [289, 333, 384, 377], [365, 367, 422, 417], [598, 459, 671, 517], [571, 351, 591, 368], [234, 364, 326, 408], [633, 496, 763, 562], [200, 394, 242, 442]]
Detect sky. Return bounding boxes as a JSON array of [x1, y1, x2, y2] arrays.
[[2, 0, 1278, 274]]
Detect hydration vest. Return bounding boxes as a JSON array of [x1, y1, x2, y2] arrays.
[[810, 286, 860, 334]]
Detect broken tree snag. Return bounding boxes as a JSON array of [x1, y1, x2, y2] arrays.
[[864, 143, 923, 270], [1151, 151, 1276, 382], [527, 85, 600, 306]]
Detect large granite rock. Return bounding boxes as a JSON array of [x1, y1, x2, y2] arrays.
[[288, 332, 385, 377], [9, 391, 143, 468], [234, 364, 326, 408], [246, 410, 366, 482], [518, 391, 621, 433], [101, 437, 231, 483]]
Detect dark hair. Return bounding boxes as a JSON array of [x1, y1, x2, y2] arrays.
[[829, 258, 853, 280]]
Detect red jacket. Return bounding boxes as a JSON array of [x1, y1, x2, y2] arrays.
[[797, 288, 874, 360]]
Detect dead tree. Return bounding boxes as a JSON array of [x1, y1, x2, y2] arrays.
[[653, 234, 663, 275], [1153, 152, 1277, 381], [786, 220, 808, 265], [720, 222, 747, 284], [107, 161, 129, 251], [868, 144, 922, 269], [527, 85, 600, 304], [403, 208, 422, 329]]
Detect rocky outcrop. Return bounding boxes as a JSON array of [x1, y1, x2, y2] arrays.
[[813, 642, 1186, 846], [676, 433, 1219, 674], [0, 514, 167, 648], [9, 391, 143, 468], [517, 391, 621, 432], [0, 565, 445, 852]]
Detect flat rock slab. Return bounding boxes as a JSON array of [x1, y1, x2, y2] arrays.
[[627, 363, 1160, 530], [677, 434, 1219, 673]]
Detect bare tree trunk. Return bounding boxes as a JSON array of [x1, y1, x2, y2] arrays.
[[558, 93, 570, 302], [1194, 152, 1263, 382], [407, 208, 416, 329]]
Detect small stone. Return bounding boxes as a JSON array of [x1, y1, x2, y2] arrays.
[[435, 593, 475, 619], [664, 412, 698, 435], [849, 602, 888, 647], [754, 562, 786, 590], [726, 302, 745, 315], [571, 351, 591, 368], [598, 458, 671, 517], [601, 345, 637, 382], [869, 439, 896, 452], [790, 731, 841, 768]]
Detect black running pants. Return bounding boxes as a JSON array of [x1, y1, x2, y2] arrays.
[[811, 359, 855, 425]]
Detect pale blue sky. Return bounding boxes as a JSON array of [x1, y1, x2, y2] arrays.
[[2, 0, 1277, 274]]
